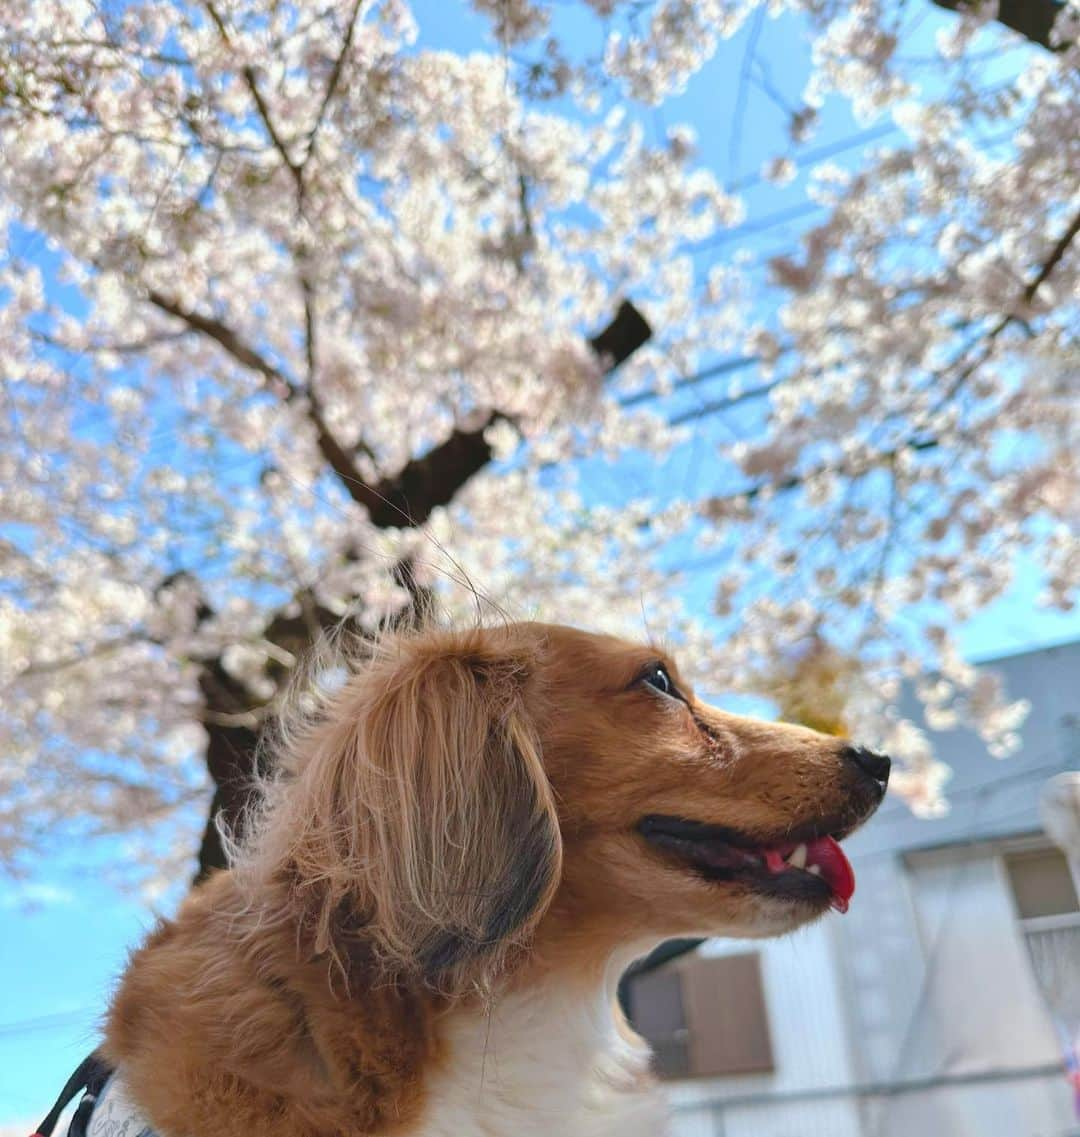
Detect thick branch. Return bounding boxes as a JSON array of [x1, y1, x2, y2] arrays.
[[194, 661, 262, 882], [364, 301, 654, 527], [365, 414, 502, 528], [143, 289, 498, 524], [589, 300, 653, 370], [928, 0, 1070, 51], [305, 395, 388, 517], [151, 288, 653, 531]]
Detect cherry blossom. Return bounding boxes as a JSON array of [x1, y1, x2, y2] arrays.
[[0, 0, 1076, 886]]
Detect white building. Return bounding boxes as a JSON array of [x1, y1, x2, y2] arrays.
[[625, 640, 1080, 1137]]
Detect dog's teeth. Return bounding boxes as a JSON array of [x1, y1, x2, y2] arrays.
[[807, 864, 822, 876], [787, 843, 808, 869]]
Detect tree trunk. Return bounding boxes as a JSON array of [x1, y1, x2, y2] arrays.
[[194, 603, 341, 880]]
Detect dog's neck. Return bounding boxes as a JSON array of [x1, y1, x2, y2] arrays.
[[418, 948, 668, 1137]]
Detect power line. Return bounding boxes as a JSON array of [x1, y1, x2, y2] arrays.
[[0, 1009, 95, 1039], [692, 119, 1020, 257], [669, 377, 781, 426], [687, 200, 824, 254], [731, 122, 897, 191], [619, 350, 787, 410]]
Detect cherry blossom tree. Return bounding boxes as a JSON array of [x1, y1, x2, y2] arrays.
[[1, 0, 1076, 888]]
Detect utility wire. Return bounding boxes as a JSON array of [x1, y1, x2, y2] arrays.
[[0, 1009, 95, 1039]]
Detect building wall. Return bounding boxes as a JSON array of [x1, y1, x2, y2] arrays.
[[866, 846, 1073, 1137], [903, 848, 1061, 1073]]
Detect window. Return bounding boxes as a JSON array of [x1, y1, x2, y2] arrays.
[[624, 951, 775, 1079], [1005, 847, 1079, 920]]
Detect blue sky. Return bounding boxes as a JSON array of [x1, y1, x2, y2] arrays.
[[3, 0, 1077, 1125]]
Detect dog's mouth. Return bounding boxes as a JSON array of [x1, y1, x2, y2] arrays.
[[637, 815, 858, 913]]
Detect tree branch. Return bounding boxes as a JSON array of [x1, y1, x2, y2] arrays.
[[304, 0, 364, 165], [698, 207, 1080, 519], [147, 293, 656, 535], [305, 395, 390, 517], [928, 0, 1070, 51], [147, 290, 296, 394], [146, 290, 392, 513], [145, 288, 497, 524], [32, 328, 188, 355], [923, 203, 1080, 421], [1022, 206, 1080, 305], [241, 64, 304, 194], [192, 596, 343, 882], [294, 301, 654, 528], [365, 413, 503, 528], [4, 634, 149, 685], [201, 1, 305, 192], [702, 435, 940, 518], [588, 300, 653, 370], [363, 300, 654, 527], [669, 378, 783, 427]]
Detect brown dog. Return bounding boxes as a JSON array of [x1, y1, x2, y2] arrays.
[[103, 622, 888, 1137]]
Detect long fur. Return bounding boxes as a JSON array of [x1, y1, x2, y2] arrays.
[[228, 625, 562, 994]]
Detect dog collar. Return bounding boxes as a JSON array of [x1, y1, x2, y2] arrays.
[[32, 1053, 157, 1137]]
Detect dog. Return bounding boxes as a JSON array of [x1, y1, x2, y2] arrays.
[[96, 622, 888, 1137]]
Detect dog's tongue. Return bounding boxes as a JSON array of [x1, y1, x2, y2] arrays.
[[808, 836, 856, 913], [763, 836, 856, 913]]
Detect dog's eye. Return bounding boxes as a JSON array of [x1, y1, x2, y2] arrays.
[[641, 663, 681, 701]]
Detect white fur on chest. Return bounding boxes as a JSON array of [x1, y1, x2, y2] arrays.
[[417, 969, 668, 1137]]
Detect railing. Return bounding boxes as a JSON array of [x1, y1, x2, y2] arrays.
[[1024, 913, 1080, 1013], [668, 1062, 1072, 1137]]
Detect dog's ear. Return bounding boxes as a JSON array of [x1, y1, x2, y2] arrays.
[[295, 632, 561, 992]]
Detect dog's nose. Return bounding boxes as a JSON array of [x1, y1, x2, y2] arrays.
[[842, 745, 891, 789]]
